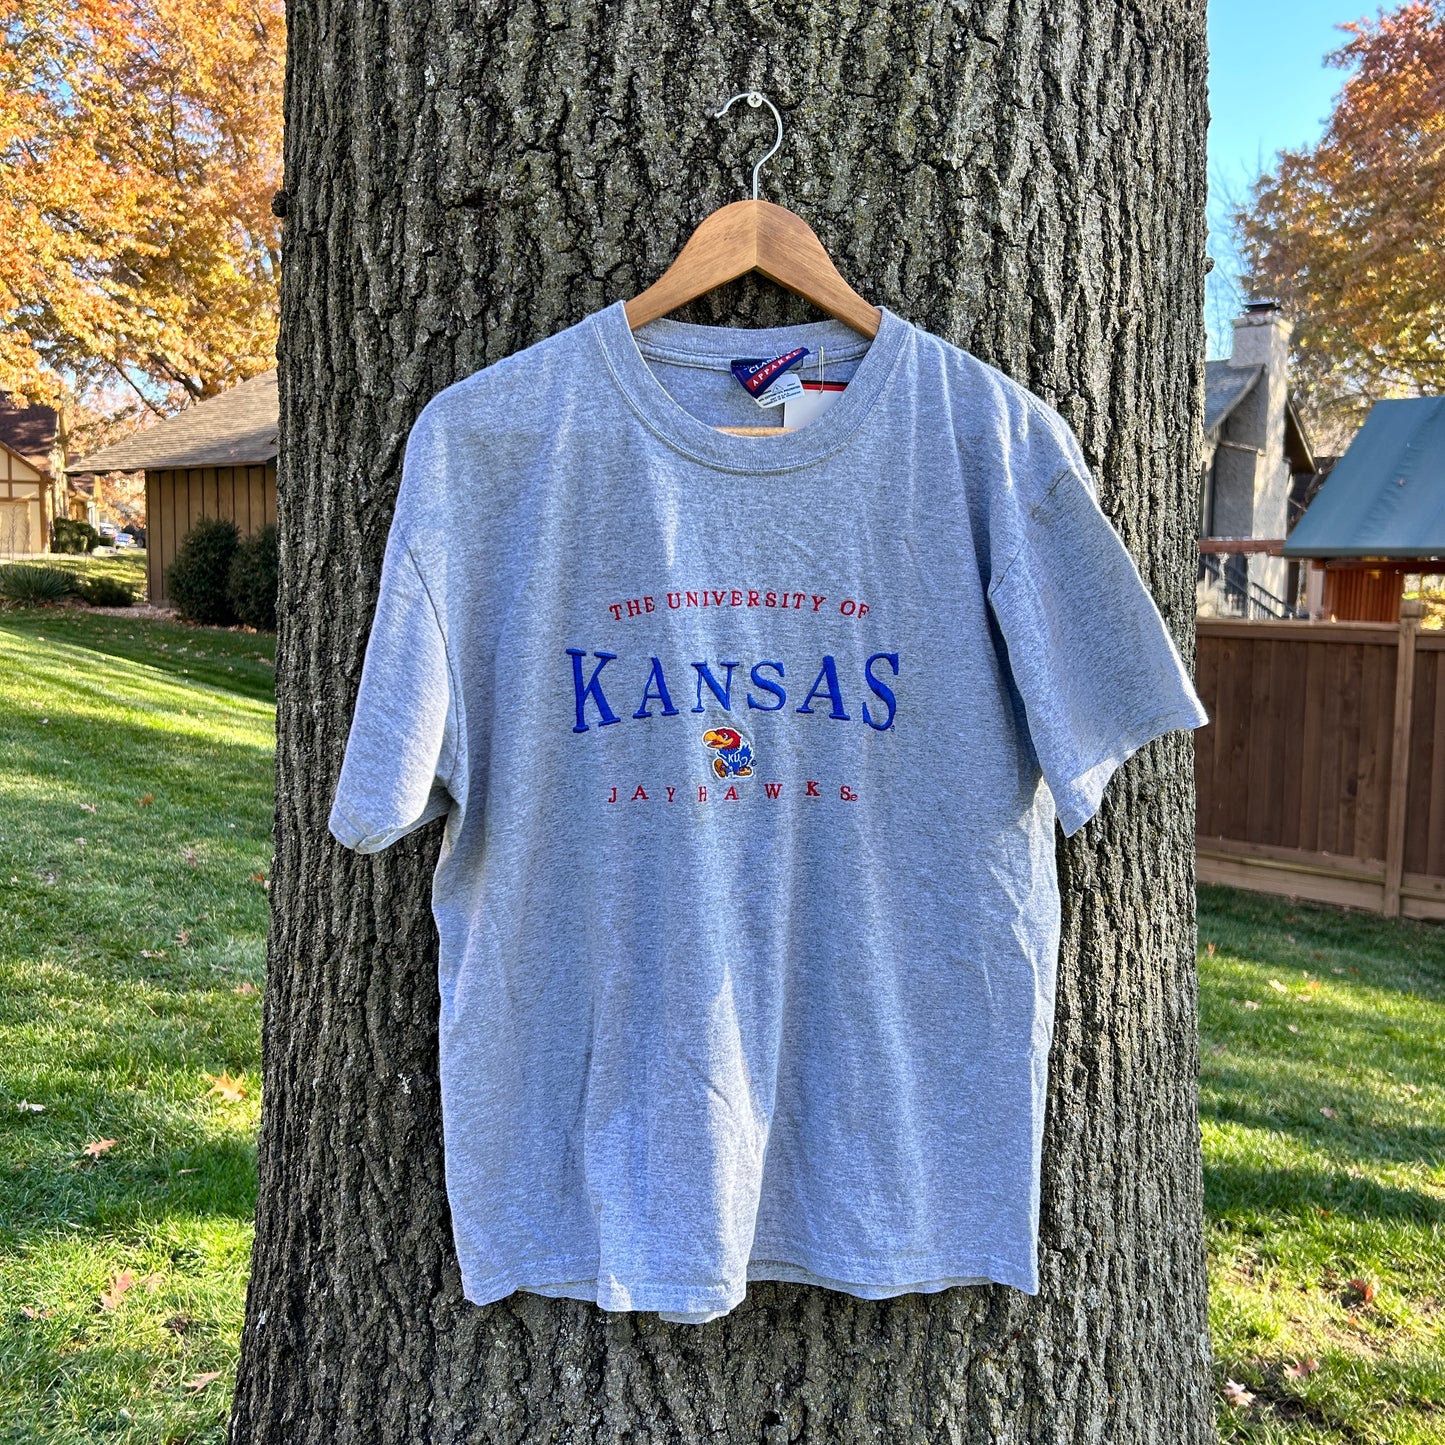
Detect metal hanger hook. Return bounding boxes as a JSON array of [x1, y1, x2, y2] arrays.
[[711, 90, 783, 202]]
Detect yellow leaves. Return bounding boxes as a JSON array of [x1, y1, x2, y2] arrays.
[[1235, 4, 1445, 439], [0, 0, 284, 405], [206, 1071, 247, 1102]]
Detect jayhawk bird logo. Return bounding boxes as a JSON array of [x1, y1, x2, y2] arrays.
[[702, 727, 754, 778]]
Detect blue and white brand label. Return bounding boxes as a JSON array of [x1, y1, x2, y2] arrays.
[[730, 348, 809, 398]]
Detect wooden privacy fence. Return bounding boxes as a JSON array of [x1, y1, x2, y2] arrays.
[[1194, 602, 1444, 921]]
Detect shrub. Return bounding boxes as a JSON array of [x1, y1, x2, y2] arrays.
[[0, 563, 78, 603], [52, 518, 100, 554], [76, 574, 135, 607], [167, 516, 240, 624], [226, 524, 278, 632]]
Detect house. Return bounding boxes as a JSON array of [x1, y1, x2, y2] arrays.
[[68, 370, 278, 604], [1280, 396, 1445, 621], [1197, 300, 1317, 618], [0, 394, 62, 557]]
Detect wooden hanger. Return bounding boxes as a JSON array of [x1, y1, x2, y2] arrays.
[[623, 92, 881, 436]]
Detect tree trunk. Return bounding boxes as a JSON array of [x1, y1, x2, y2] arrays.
[[231, 3, 1217, 1441]]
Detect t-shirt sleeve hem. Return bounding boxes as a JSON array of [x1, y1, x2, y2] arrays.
[[1051, 695, 1211, 838], [328, 792, 451, 854]]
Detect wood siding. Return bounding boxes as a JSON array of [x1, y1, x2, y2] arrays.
[[1322, 565, 1406, 622], [1196, 613, 1445, 919], [146, 462, 277, 603], [0, 445, 46, 558]]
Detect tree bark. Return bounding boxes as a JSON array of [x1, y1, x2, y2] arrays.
[[231, 3, 1217, 1441]]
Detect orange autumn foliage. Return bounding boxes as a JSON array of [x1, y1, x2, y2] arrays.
[[0, 0, 283, 412], [1236, 3, 1445, 447]]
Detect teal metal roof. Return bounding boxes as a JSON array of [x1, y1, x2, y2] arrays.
[[1282, 397, 1445, 559]]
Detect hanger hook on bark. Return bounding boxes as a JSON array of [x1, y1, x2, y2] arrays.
[[711, 90, 783, 202]]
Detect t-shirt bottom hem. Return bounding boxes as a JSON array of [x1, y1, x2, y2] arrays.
[[459, 1250, 1038, 1325]]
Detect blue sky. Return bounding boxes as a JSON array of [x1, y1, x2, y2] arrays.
[[1205, 0, 1365, 355]]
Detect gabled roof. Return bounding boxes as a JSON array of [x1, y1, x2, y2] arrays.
[[1205, 361, 1262, 436], [0, 435, 44, 480], [0, 394, 60, 474], [69, 370, 278, 473], [1282, 397, 1445, 559]]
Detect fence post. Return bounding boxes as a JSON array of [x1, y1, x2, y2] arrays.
[[1383, 598, 1424, 917]]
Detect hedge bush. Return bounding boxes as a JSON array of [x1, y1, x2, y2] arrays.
[[226, 524, 278, 632], [52, 518, 100, 554], [76, 574, 135, 607], [167, 516, 240, 624]]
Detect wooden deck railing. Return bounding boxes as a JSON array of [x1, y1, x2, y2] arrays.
[[1194, 601, 1445, 920]]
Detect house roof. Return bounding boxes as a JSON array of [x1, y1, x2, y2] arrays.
[[1282, 396, 1445, 559], [1205, 361, 1262, 436], [0, 394, 60, 474], [68, 370, 278, 473]]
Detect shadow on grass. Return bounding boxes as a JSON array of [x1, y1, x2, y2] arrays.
[[1, 1135, 260, 1243], [0, 608, 276, 705], [1198, 884, 1445, 1003], [1204, 1154, 1445, 1225]]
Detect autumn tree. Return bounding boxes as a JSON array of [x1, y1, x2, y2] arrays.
[[1236, 1, 1445, 449], [0, 0, 284, 417], [231, 2, 1218, 1441]]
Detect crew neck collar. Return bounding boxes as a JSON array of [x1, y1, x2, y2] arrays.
[[591, 298, 911, 474]]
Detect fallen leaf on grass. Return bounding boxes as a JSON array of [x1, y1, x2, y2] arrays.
[[1287, 1024, 1300, 1034], [1221, 1379, 1255, 1407], [1320, 1107, 1338, 1120], [233, 981, 258, 996], [183, 1372, 221, 1393], [1284, 913, 1297, 922], [1242, 999, 1260, 1010], [175, 929, 191, 946], [182, 848, 198, 868], [1268, 979, 1289, 993], [141, 948, 168, 960], [164, 1313, 194, 1334], [206, 1072, 246, 1102], [99, 1270, 135, 1309], [1284, 1357, 1320, 1379], [1347, 1278, 1376, 1306], [83, 1138, 117, 1158], [136, 793, 154, 807], [1205, 941, 1216, 956], [16, 1100, 44, 1112], [79, 802, 97, 814], [21, 1305, 55, 1320], [1403, 1083, 1420, 1095]]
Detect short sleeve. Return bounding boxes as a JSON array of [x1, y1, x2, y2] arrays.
[[328, 518, 459, 853], [986, 456, 1210, 838]]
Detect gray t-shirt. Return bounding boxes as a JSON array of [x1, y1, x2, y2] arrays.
[[329, 299, 1209, 1324]]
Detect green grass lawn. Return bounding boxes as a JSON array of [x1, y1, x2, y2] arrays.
[[1200, 885, 1445, 1443], [1, 608, 1442, 1442], [0, 607, 273, 1444], [34, 551, 150, 602]]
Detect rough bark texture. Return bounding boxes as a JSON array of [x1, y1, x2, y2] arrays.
[[231, 3, 1217, 1441]]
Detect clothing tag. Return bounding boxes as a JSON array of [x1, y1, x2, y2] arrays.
[[755, 372, 804, 408], [783, 379, 847, 429], [730, 348, 809, 400]]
